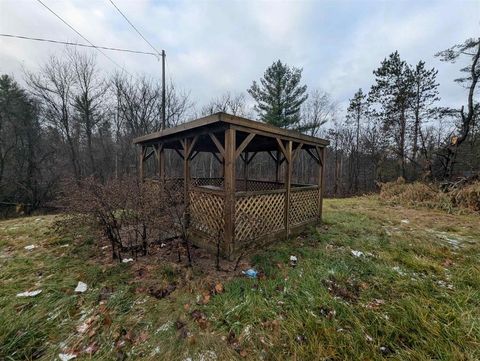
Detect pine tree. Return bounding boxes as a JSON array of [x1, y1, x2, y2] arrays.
[[369, 51, 413, 179], [248, 60, 308, 128], [407, 61, 439, 177]]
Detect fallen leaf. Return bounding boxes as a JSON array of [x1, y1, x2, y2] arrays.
[[214, 282, 224, 294]]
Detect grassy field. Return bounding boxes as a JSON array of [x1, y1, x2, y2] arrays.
[[1, 196, 479, 360]]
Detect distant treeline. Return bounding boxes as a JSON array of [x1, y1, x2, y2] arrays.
[[0, 38, 478, 212]]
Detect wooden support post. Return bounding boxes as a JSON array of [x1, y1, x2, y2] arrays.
[[284, 141, 292, 237], [318, 147, 325, 222], [224, 128, 236, 258], [182, 138, 191, 227], [275, 150, 280, 184], [243, 152, 248, 191], [155, 143, 165, 191], [139, 145, 145, 182]]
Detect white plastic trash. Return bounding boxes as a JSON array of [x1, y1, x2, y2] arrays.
[[24, 245, 36, 250], [58, 354, 76, 361], [74, 281, 88, 293], [122, 258, 134, 263], [16, 289, 42, 297], [351, 250, 365, 257]]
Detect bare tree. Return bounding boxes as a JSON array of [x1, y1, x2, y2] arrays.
[[201, 91, 250, 117], [69, 50, 109, 176], [435, 37, 480, 178], [26, 55, 81, 179], [299, 89, 336, 136]]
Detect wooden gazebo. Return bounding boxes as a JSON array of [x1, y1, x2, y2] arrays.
[[134, 112, 329, 259]]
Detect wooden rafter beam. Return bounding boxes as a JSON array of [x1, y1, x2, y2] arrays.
[[276, 138, 289, 162], [144, 149, 155, 161], [211, 152, 221, 164], [190, 150, 200, 161], [209, 133, 225, 157], [235, 133, 255, 159], [291, 143, 304, 162], [174, 148, 184, 160], [305, 148, 320, 164], [315, 146, 324, 167]]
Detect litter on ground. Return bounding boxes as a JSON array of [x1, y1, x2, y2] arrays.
[[242, 268, 258, 278], [24, 244, 36, 250], [16, 289, 42, 297], [58, 353, 76, 361], [351, 250, 365, 257], [74, 281, 88, 293], [290, 255, 298, 267], [401, 219, 410, 224], [122, 258, 134, 263]]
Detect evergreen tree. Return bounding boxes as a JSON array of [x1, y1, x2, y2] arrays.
[[407, 61, 439, 177], [369, 51, 413, 178], [248, 60, 308, 128]]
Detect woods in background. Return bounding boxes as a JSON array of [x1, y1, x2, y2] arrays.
[[0, 37, 478, 213]]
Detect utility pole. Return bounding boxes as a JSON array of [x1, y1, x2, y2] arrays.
[[161, 49, 166, 130]]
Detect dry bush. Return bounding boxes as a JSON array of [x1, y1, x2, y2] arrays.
[[452, 181, 480, 212], [379, 177, 480, 213], [379, 178, 454, 212]]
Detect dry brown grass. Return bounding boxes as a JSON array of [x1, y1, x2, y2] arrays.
[[379, 177, 480, 213], [452, 181, 480, 212]]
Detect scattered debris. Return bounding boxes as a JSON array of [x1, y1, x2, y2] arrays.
[[392, 266, 406, 276], [58, 353, 76, 361], [214, 282, 224, 294], [318, 306, 336, 319], [59, 244, 70, 248], [101, 245, 109, 250], [442, 258, 454, 267], [16, 289, 42, 297], [290, 255, 298, 267], [401, 219, 410, 224], [24, 244, 36, 250], [242, 268, 258, 278], [74, 281, 88, 293], [122, 258, 134, 263], [322, 277, 361, 302], [364, 298, 385, 310], [155, 321, 173, 334], [379, 345, 393, 355], [160, 242, 166, 248], [351, 250, 365, 258], [296, 334, 307, 344], [198, 350, 217, 361], [365, 334, 374, 342], [148, 284, 176, 299], [437, 280, 454, 290]]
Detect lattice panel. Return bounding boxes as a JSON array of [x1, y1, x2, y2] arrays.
[[235, 192, 285, 242], [190, 190, 224, 238], [236, 179, 283, 192], [289, 188, 319, 226], [193, 178, 224, 188]]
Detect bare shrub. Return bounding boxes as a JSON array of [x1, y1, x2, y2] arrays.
[[58, 177, 173, 261]]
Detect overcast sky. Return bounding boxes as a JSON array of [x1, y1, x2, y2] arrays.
[[1, 0, 479, 116]]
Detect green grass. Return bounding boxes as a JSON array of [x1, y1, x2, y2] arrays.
[[0, 196, 479, 360]]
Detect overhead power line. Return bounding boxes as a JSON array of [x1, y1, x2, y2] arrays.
[[0, 33, 158, 56], [108, 0, 163, 56], [35, 0, 131, 74], [107, 0, 167, 128]]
